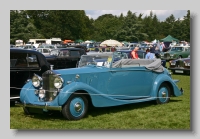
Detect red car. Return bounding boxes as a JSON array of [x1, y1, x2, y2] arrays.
[[168, 57, 190, 75]]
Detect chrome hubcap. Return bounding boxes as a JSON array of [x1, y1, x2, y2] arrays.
[[162, 92, 166, 97], [74, 102, 81, 112]]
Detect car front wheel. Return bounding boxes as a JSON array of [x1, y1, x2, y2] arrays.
[[62, 94, 88, 120], [156, 83, 171, 104]]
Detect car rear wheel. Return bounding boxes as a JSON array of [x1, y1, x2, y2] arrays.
[[156, 83, 171, 104], [62, 94, 88, 120]]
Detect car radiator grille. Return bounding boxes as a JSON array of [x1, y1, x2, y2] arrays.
[[42, 71, 57, 101], [176, 60, 184, 68], [164, 53, 170, 59]]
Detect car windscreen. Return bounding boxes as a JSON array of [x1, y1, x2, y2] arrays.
[[50, 49, 59, 56], [171, 47, 184, 51], [78, 54, 113, 68], [78, 52, 128, 68]]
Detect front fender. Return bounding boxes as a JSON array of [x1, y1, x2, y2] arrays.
[[151, 74, 183, 97], [20, 81, 36, 103], [58, 82, 106, 105], [58, 82, 131, 107]]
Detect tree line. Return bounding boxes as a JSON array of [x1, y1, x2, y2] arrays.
[[10, 10, 190, 44]]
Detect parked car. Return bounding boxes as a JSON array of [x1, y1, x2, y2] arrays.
[[45, 48, 86, 69], [38, 44, 57, 49], [161, 45, 190, 61], [168, 57, 190, 75], [17, 52, 183, 120], [36, 48, 52, 56], [23, 45, 37, 50], [10, 44, 15, 48], [10, 48, 50, 105]]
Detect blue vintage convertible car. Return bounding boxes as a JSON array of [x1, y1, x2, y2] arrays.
[[18, 52, 183, 120]]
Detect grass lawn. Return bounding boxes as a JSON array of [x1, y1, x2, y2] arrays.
[[10, 65, 190, 129]]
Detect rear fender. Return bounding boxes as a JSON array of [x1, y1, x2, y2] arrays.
[[151, 74, 183, 97]]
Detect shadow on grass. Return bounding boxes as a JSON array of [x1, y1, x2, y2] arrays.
[[12, 99, 183, 121], [12, 101, 157, 121]]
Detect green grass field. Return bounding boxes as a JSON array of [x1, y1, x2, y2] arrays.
[[10, 68, 190, 129]]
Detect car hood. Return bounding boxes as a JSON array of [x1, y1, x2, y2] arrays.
[[165, 51, 177, 55]]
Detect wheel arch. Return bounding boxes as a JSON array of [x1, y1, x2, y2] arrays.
[[73, 90, 93, 108], [160, 81, 174, 97], [151, 75, 175, 98]]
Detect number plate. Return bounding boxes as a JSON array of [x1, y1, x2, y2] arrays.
[[175, 70, 184, 73]]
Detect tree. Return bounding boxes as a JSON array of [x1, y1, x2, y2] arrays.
[[115, 11, 148, 42], [10, 10, 44, 44]]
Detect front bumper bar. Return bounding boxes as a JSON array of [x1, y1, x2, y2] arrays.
[[15, 102, 62, 111]]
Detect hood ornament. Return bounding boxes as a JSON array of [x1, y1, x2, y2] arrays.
[[50, 65, 54, 70]]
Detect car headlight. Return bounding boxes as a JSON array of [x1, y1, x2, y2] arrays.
[[32, 74, 42, 87], [39, 89, 45, 98], [54, 76, 64, 89], [184, 62, 190, 66], [170, 62, 176, 65]]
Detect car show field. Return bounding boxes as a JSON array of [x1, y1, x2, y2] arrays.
[[10, 10, 191, 130]]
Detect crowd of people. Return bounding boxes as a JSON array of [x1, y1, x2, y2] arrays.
[[131, 44, 161, 60]]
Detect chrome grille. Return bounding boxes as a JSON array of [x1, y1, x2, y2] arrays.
[[176, 60, 184, 68], [164, 53, 170, 59], [42, 70, 57, 101]]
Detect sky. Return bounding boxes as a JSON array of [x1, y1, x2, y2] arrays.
[[85, 10, 188, 21]]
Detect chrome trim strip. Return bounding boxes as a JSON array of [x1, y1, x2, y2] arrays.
[[15, 103, 62, 111], [10, 97, 20, 99]]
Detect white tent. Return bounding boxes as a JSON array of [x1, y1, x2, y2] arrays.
[[85, 40, 91, 43], [152, 39, 157, 43], [100, 39, 122, 47]]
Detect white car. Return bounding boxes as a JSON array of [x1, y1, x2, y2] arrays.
[[36, 48, 51, 56]]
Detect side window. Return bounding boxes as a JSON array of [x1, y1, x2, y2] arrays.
[[185, 48, 190, 52], [60, 50, 69, 56], [11, 52, 27, 67], [70, 50, 80, 57], [26, 53, 39, 67], [43, 49, 49, 53], [37, 49, 42, 53]]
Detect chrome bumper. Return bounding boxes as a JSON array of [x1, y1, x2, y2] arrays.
[[15, 103, 62, 111]]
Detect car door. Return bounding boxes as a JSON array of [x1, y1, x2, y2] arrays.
[[181, 47, 190, 58], [106, 66, 155, 100], [55, 49, 71, 69], [69, 50, 81, 68]]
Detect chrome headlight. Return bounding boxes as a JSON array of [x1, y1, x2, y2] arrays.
[[54, 76, 64, 89], [184, 62, 190, 66], [39, 89, 45, 98], [32, 74, 42, 88], [170, 62, 176, 65]]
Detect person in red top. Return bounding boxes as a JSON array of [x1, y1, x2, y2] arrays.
[[131, 46, 140, 59]]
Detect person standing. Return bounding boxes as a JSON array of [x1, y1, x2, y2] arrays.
[[145, 48, 155, 59], [131, 46, 140, 59]]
